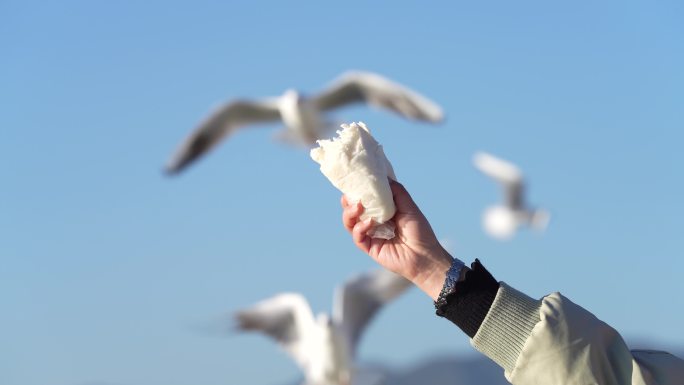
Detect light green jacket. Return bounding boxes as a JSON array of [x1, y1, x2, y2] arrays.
[[471, 283, 684, 385]]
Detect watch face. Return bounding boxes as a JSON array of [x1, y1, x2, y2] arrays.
[[447, 261, 466, 285]]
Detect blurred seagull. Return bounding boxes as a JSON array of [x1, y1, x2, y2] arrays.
[[232, 269, 411, 385], [165, 71, 444, 174], [473, 152, 550, 240]]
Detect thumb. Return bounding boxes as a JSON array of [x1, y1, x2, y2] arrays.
[[389, 180, 421, 215]]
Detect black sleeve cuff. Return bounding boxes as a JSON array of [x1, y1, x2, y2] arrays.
[[435, 259, 499, 338]]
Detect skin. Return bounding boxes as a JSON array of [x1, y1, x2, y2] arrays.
[[341, 180, 466, 301]]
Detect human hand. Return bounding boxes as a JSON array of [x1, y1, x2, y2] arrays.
[[341, 180, 454, 300]]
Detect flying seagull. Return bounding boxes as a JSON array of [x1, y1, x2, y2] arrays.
[[232, 269, 412, 385], [165, 71, 444, 174], [473, 152, 550, 240]]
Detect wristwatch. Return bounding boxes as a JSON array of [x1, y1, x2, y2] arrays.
[[435, 258, 467, 309]]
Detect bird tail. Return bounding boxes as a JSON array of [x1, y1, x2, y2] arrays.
[[530, 209, 551, 231], [272, 128, 312, 147]]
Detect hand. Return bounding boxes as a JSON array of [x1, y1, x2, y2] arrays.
[[341, 180, 454, 300]]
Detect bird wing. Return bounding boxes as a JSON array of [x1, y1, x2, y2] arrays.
[[311, 71, 444, 123], [473, 152, 525, 209], [235, 293, 316, 369], [332, 269, 412, 353], [165, 99, 281, 174]]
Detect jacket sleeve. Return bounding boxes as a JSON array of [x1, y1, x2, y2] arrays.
[[436, 261, 684, 385]]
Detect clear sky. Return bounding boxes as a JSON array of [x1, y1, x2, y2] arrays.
[[2, 1, 683, 385]]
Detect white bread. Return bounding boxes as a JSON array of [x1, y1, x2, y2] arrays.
[[310, 122, 397, 239]]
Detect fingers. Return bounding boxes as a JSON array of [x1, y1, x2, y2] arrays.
[[343, 196, 378, 257], [352, 219, 374, 253], [342, 197, 363, 233]]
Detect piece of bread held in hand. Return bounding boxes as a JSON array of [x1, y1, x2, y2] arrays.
[[311, 122, 397, 239]]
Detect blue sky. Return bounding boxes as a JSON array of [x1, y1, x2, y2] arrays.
[[2, 1, 683, 385]]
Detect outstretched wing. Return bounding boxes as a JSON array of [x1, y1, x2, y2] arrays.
[[165, 99, 281, 174], [332, 269, 412, 353], [312, 71, 444, 123], [473, 151, 525, 209], [235, 293, 316, 369]]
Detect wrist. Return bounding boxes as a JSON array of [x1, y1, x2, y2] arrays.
[[411, 246, 456, 301]]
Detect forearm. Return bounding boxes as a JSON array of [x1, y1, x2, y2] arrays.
[[407, 248, 508, 337], [433, 260, 684, 384]]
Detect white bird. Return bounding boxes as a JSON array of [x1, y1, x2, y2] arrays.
[[473, 152, 550, 240], [165, 71, 444, 174], [232, 269, 412, 385]]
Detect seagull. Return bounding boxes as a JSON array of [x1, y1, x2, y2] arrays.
[[165, 71, 444, 174], [473, 152, 550, 240], [232, 269, 412, 385]]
